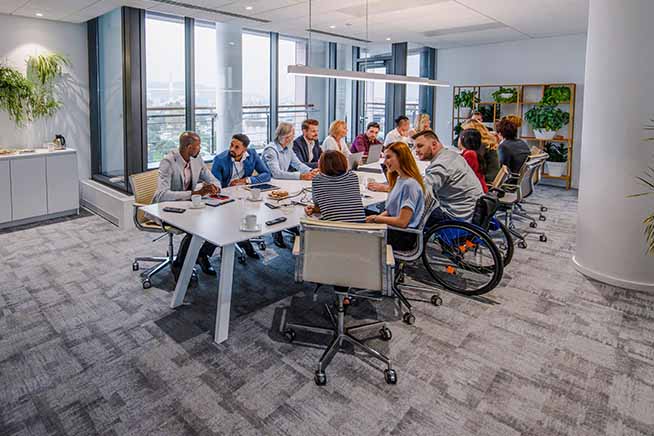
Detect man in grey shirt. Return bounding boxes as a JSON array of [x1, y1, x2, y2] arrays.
[[412, 130, 483, 223]]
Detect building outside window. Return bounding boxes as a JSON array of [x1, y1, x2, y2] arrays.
[[194, 20, 218, 157], [145, 13, 186, 168], [405, 52, 421, 129], [278, 36, 310, 138], [242, 31, 270, 147]]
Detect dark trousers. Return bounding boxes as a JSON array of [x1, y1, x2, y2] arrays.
[[387, 229, 418, 252], [173, 233, 216, 267], [238, 240, 255, 252]]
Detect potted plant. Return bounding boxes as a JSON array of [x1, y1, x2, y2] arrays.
[[629, 119, 654, 254], [543, 86, 571, 104], [544, 142, 567, 177], [453, 90, 478, 119], [491, 86, 518, 104], [524, 103, 570, 139]]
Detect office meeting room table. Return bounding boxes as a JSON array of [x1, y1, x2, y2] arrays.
[[140, 178, 388, 344]]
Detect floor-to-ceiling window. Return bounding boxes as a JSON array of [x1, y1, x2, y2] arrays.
[[242, 31, 270, 147], [278, 36, 309, 137], [145, 13, 186, 168], [194, 20, 218, 157], [405, 52, 421, 127], [336, 43, 353, 141]]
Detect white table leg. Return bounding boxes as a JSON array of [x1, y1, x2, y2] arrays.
[[170, 234, 204, 308], [214, 243, 235, 344]]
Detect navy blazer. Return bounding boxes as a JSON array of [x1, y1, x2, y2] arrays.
[[292, 135, 322, 169], [211, 148, 271, 188]]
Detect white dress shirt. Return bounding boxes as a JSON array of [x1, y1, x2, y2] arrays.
[[304, 136, 315, 162], [321, 135, 351, 157], [383, 128, 411, 146], [230, 151, 249, 184]]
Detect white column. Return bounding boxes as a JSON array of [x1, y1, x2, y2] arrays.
[[573, 0, 654, 291], [215, 22, 242, 153]]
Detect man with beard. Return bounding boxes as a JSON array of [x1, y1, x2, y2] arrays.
[[292, 119, 322, 169], [153, 131, 221, 279], [211, 133, 271, 259]]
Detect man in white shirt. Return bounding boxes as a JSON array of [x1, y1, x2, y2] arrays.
[[383, 115, 412, 147]]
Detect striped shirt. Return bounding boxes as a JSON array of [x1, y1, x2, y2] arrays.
[[311, 171, 366, 223]]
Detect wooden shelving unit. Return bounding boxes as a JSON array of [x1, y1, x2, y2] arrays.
[[452, 83, 576, 189]]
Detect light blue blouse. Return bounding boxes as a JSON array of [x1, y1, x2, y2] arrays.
[[386, 177, 425, 228]]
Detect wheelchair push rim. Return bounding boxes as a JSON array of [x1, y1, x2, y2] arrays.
[[421, 221, 504, 296]]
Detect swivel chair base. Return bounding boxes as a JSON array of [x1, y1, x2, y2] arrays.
[[132, 232, 198, 289], [283, 291, 397, 386]]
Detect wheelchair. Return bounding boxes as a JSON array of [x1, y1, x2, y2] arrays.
[[392, 194, 510, 323]]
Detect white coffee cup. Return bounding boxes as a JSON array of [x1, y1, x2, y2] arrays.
[[243, 214, 257, 230], [250, 188, 261, 201], [191, 194, 202, 208]]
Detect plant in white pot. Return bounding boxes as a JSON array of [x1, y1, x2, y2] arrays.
[[453, 90, 478, 119], [628, 118, 654, 254], [524, 92, 571, 139], [544, 142, 567, 177]]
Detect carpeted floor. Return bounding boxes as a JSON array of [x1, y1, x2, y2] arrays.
[[1, 186, 653, 436]]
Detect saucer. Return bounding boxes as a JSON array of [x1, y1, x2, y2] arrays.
[[190, 203, 206, 209], [240, 224, 262, 232], [246, 197, 263, 202]]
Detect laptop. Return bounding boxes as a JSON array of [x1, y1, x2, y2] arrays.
[[366, 144, 383, 164], [347, 152, 364, 170]]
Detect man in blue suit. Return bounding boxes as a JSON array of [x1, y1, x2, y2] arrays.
[[292, 119, 322, 169], [211, 133, 271, 259]]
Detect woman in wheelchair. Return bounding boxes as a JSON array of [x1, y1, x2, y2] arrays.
[[364, 142, 425, 251]]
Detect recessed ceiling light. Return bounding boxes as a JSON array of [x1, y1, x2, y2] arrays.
[[35, 13, 43, 17], [245, 6, 253, 10], [329, 25, 336, 29], [385, 37, 391, 41]]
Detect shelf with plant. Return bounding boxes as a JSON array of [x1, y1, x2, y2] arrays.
[[453, 90, 478, 118], [524, 101, 570, 140], [543, 141, 568, 177], [0, 53, 69, 127], [491, 86, 518, 104]]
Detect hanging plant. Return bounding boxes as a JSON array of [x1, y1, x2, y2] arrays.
[[491, 86, 518, 104], [0, 53, 69, 126]]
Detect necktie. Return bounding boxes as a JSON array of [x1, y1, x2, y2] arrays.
[[184, 161, 192, 190]]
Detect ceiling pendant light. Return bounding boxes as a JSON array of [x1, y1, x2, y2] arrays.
[[287, 0, 449, 88]]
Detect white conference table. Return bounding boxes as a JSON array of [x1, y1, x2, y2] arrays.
[[140, 177, 388, 344]]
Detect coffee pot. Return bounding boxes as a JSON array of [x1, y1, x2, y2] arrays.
[[53, 134, 66, 150]]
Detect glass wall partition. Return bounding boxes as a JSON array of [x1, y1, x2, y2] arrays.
[[145, 13, 186, 168], [97, 8, 125, 188], [194, 20, 218, 157], [335, 43, 353, 141], [242, 31, 270, 147], [278, 37, 311, 137]]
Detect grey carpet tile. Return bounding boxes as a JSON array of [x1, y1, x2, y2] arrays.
[[1, 186, 654, 436]]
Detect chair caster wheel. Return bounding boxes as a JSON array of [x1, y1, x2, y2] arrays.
[[259, 242, 266, 250], [518, 241, 528, 249], [539, 215, 546, 221], [541, 206, 548, 212], [384, 369, 398, 385], [397, 273, 405, 284], [539, 235, 548, 242], [314, 371, 327, 386], [283, 329, 296, 342], [431, 295, 443, 306], [238, 255, 246, 264], [529, 222, 537, 228], [190, 272, 198, 282], [380, 326, 392, 341], [142, 279, 151, 289], [132, 262, 139, 271], [402, 312, 415, 325]]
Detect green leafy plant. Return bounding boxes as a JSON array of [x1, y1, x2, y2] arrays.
[[629, 119, 654, 254], [477, 105, 494, 122], [491, 86, 518, 103], [0, 53, 69, 126], [544, 142, 567, 162], [524, 104, 570, 132], [453, 90, 478, 109], [543, 86, 571, 105]]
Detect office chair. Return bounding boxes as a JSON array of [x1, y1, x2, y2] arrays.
[[520, 152, 550, 213], [129, 170, 196, 289], [496, 158, 548, 249], [284, 218, 398, 386]]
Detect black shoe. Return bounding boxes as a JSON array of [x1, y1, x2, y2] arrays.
[[244, 247, 261, 259], [197, 255, 216, 276], [273, 232, 287, 249]]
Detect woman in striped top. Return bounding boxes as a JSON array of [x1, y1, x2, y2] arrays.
[[304, 150, 365, 223]]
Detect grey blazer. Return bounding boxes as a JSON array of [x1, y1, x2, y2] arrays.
[[152, 149, 220, 203]]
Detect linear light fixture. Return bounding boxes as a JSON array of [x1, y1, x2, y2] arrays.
[[287, 65, 449, 88]]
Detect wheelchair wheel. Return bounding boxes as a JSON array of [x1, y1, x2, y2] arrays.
[[422, 221, 503, 296], [487, 219, 514, 267]]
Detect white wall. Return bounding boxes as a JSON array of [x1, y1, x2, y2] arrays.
[[0, 14, 90, 179], [435, 34, 587, 188]]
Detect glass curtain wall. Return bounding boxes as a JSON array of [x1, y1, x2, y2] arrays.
[[278, 37, 309, 137], [306, 40, 329, 138], [405, 52, 420, 128], [335, 43, 353, 141], [145, 13, 186, 168], [242, 31, 270, 147], [97, 8, 125, 187], [194, 21, 218, 157]]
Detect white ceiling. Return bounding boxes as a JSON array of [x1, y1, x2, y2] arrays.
[[0, 0, 589, 49]]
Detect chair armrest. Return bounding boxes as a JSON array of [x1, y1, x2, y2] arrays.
[[133, 202, 149, 208], [292, 236, 301, 256], [386, 225, 422, 235], [386, 245, 395, 266]]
